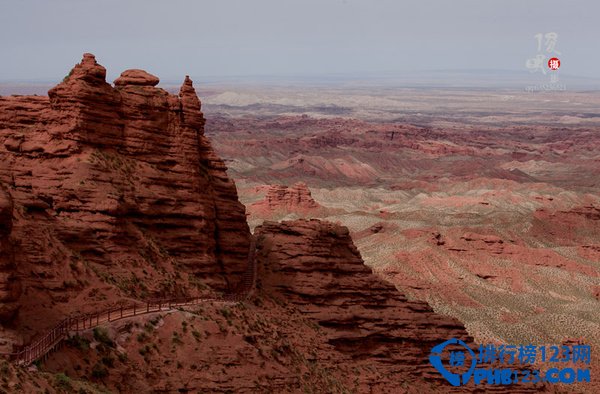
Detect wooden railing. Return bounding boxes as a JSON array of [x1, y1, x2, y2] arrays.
[[1, 236, 257, 366]]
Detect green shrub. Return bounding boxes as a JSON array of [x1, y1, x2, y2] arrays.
[[0, 361, 9, 376], [137, 332, 149, 343], [192, 330, 202, 342], [66, 335, 90, 351], [93, 327, 114, 348], [54, 373, 72, 390], [91, 363, 108, 379], [138, 344, 152, 356], [101, 355, 114, 368], [171, 331, 183, 346]]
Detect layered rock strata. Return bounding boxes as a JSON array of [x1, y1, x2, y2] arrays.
[[252, 182, 320, 212], [0, 54, 250, 337], [255, 219, 472, 389]]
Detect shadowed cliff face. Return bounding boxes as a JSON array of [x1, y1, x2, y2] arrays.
[[254, 219, 473, 390], [254, 219, 546, 392], [0, 186, 19, 322], [0, 54, 250, 339]]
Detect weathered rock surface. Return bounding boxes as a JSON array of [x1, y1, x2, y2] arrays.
[[252, 182, 320, 212], [254, 219, 528, 391], [0, 54, 250, 338], [113, 69, 160, 87], [0, 186, 19, 322], [41, 218, 542, 392]]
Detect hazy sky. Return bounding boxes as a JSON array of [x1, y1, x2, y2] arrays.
[[1, 0, 598, 82]]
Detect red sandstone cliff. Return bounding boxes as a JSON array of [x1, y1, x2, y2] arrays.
[[0, 186, 19, 323], [0, 54, 250, 343], [252, 182, 321, 212], [253, 219, 543, 392], [254, 219, 472, 390]]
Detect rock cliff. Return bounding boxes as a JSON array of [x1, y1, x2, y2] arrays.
[[0, 54, 250, 340], [0, 186, 18, 323], [254, 219, 472, 390], [254, 219, 545, 392], [252, 182, 320, 212]]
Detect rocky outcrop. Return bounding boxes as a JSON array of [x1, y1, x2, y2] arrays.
[[252, 182, 320, 212], [0, 54, 250, 337], [254, 219, 475, 390], [254, 219, 547, 392], [113, 69, 160, 87]]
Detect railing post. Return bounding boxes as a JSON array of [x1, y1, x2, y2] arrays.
[[120, 306, 123, 318]]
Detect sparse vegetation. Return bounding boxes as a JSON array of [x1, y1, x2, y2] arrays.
[[118, 354, 128, 364], [91, 363, 108, 379], [171, 331, 183, 346], [66, 335, 90, 351], [93, 327, 114, 348], [62, 69, 73, 83], [100, 355, 114, 368], [136, 332, 149, 343], [54, 373, 72, 391], [148, 316, 162, 326], [0, 361, 10, 376], [219, 307, 234, 325], [138, 344, 153, 360], [192, 330, 202, 342]]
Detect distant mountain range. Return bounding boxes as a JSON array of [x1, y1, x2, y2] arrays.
[[3, 69, 600, 94]]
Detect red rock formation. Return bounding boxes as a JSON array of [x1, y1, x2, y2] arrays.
[[113, 69, 160, 87], [254, 219, 472, 390], [254, 219, 547, 392], [0, 54, 250, 338], [0, 186, 19, 321], [252, 182, 320, 212]]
